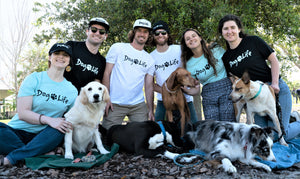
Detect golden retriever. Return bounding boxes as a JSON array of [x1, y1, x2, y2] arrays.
[[64, 81, 110, 159]]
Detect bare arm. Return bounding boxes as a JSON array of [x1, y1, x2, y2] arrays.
[[145, 74, 154, 121], [267, 52, 280, 94], [17, 96, 71, 133], [102, 62, 114, 115]]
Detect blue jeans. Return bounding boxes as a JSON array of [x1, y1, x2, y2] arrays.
[[0, 123, 64, 165], [155, 100, 198, 124], [255, 78, 300, 140]]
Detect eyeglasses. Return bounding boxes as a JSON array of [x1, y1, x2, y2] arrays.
[[90, 27, 106, 35], [154, 31, 167, 36]]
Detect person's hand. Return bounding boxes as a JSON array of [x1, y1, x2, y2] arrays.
[[105, 100, 113, 116], [148, 111, 155, 121], [47, 117, 72, 133], [181, 84, 201, 96], [270, 83, 280, 94]]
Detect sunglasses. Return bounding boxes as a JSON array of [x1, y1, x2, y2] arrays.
[[154, 31, 167, 36], [90, 27, 106, 35]]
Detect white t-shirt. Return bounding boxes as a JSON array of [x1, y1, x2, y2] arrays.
[[106, 43, 155, 105], [151, 45, 193, 102]]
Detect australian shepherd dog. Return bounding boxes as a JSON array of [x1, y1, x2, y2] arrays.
[[184, 120, 276, 173]]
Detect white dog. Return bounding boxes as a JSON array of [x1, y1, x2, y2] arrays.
[[64, 81, 110, 159], [229, 71, 288, 146]]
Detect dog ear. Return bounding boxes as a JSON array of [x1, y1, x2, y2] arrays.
[[166, 69, 178, 87], [80, 88, 89, 105], [264, 127, 274, 138], [228, 72, 238, 83], [102, 86, 110, 103], [241, 71, 250, 84]]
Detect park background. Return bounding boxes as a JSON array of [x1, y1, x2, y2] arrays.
[[0, 0, 299, 121]]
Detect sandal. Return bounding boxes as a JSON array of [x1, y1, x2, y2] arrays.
[[54, 147, 65, 156]]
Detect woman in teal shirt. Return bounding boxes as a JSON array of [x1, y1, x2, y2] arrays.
[[180, 28, 235, 121], [0, 43, 77, 166]]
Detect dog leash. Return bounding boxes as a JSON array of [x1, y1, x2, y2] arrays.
[[173, 150, 205, 168], [157, 121, 167, 142], [250, 83, 263, 100]]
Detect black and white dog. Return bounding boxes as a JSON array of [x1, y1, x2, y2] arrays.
[[184, 120, 276, 173], [106, 120, 186, 159]]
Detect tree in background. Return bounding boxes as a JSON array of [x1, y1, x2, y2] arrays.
[[32, 0, 299, 119]]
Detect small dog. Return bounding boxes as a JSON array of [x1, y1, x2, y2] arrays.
[[162, 67, 196, 136], [184, 120, 276, 173], [229, 71, 288, 146], [64, 81, 110, 159], [106, 120, 186, 160]]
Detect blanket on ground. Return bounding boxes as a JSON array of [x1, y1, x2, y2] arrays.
[[190, 138, 300, 169], [25, 143, 119, 170]]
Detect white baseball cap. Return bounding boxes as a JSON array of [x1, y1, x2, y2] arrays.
[[89, 17, 110, 31], [133, 19, 151, 30]]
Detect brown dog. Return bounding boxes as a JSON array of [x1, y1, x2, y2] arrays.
[[162, 67, 196, 136]]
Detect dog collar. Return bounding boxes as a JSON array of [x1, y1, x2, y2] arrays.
[[250, 83, 263, 100], [164, 82, 177, 94], [157, 121, 167, 141]]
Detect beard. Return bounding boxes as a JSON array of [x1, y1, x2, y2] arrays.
[[155, 38, 168, 46]]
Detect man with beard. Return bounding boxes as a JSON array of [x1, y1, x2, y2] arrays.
[[64, 17, 109, 93], [102, 19, 155, 130], [150, 20, 198, 125]]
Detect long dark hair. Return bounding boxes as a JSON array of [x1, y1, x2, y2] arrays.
[[180, 28, 217, 76], [127, 28, 152, 45], [218, 14, 247, 49]]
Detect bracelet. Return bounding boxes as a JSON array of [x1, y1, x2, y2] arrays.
[[39, 114, 44, 125]]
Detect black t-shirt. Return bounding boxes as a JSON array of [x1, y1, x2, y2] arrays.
[[222, 36, 274, 82], [64, 41, 106, 93]]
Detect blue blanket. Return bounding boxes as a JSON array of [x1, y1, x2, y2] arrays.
[[190, 138, 300, 169]]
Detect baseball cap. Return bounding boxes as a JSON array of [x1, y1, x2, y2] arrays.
[[49, 43, 72, 57], [152, 20, 170, 34], [133, 19, 151, 30], [89, 17, 110, 32]]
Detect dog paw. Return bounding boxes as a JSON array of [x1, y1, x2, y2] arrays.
[[64, 153, 74, 159], [180, 156, 197, 163], [222, 158, 237, 173], [262, 164, 272, 172], [100, 149, 110, 154]]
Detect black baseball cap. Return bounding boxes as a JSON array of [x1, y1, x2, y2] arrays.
[[152, 20, 170, 34], [48, 43, 72, 57]]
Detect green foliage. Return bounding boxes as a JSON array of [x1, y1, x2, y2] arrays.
[[33, 0, 299, 75]]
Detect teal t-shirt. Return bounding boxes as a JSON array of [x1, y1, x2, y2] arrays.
[[186, 46, 227, 86], [8, 71, 77, 133]]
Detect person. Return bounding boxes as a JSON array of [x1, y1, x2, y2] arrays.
[[64, 17, 109, 93], [180, 28, 235, 121], [102, 19, 155, 130], [218, 14, 300, 140], [0, 43, 77, 166], [150, 20, 198, 124]]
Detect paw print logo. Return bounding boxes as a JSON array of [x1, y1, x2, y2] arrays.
[[134, 59, 139, 64], [164, 62, 170, 67], [205, 64, 210, 70]]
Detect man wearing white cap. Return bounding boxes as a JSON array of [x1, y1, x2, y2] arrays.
[[102, 19, 155, 129], [64, 17, 109, 93]]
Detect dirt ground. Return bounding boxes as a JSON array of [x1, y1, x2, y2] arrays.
[[1, 106, 299, 179]]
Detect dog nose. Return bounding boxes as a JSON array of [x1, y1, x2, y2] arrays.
[[93, 94, 99, 99]]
